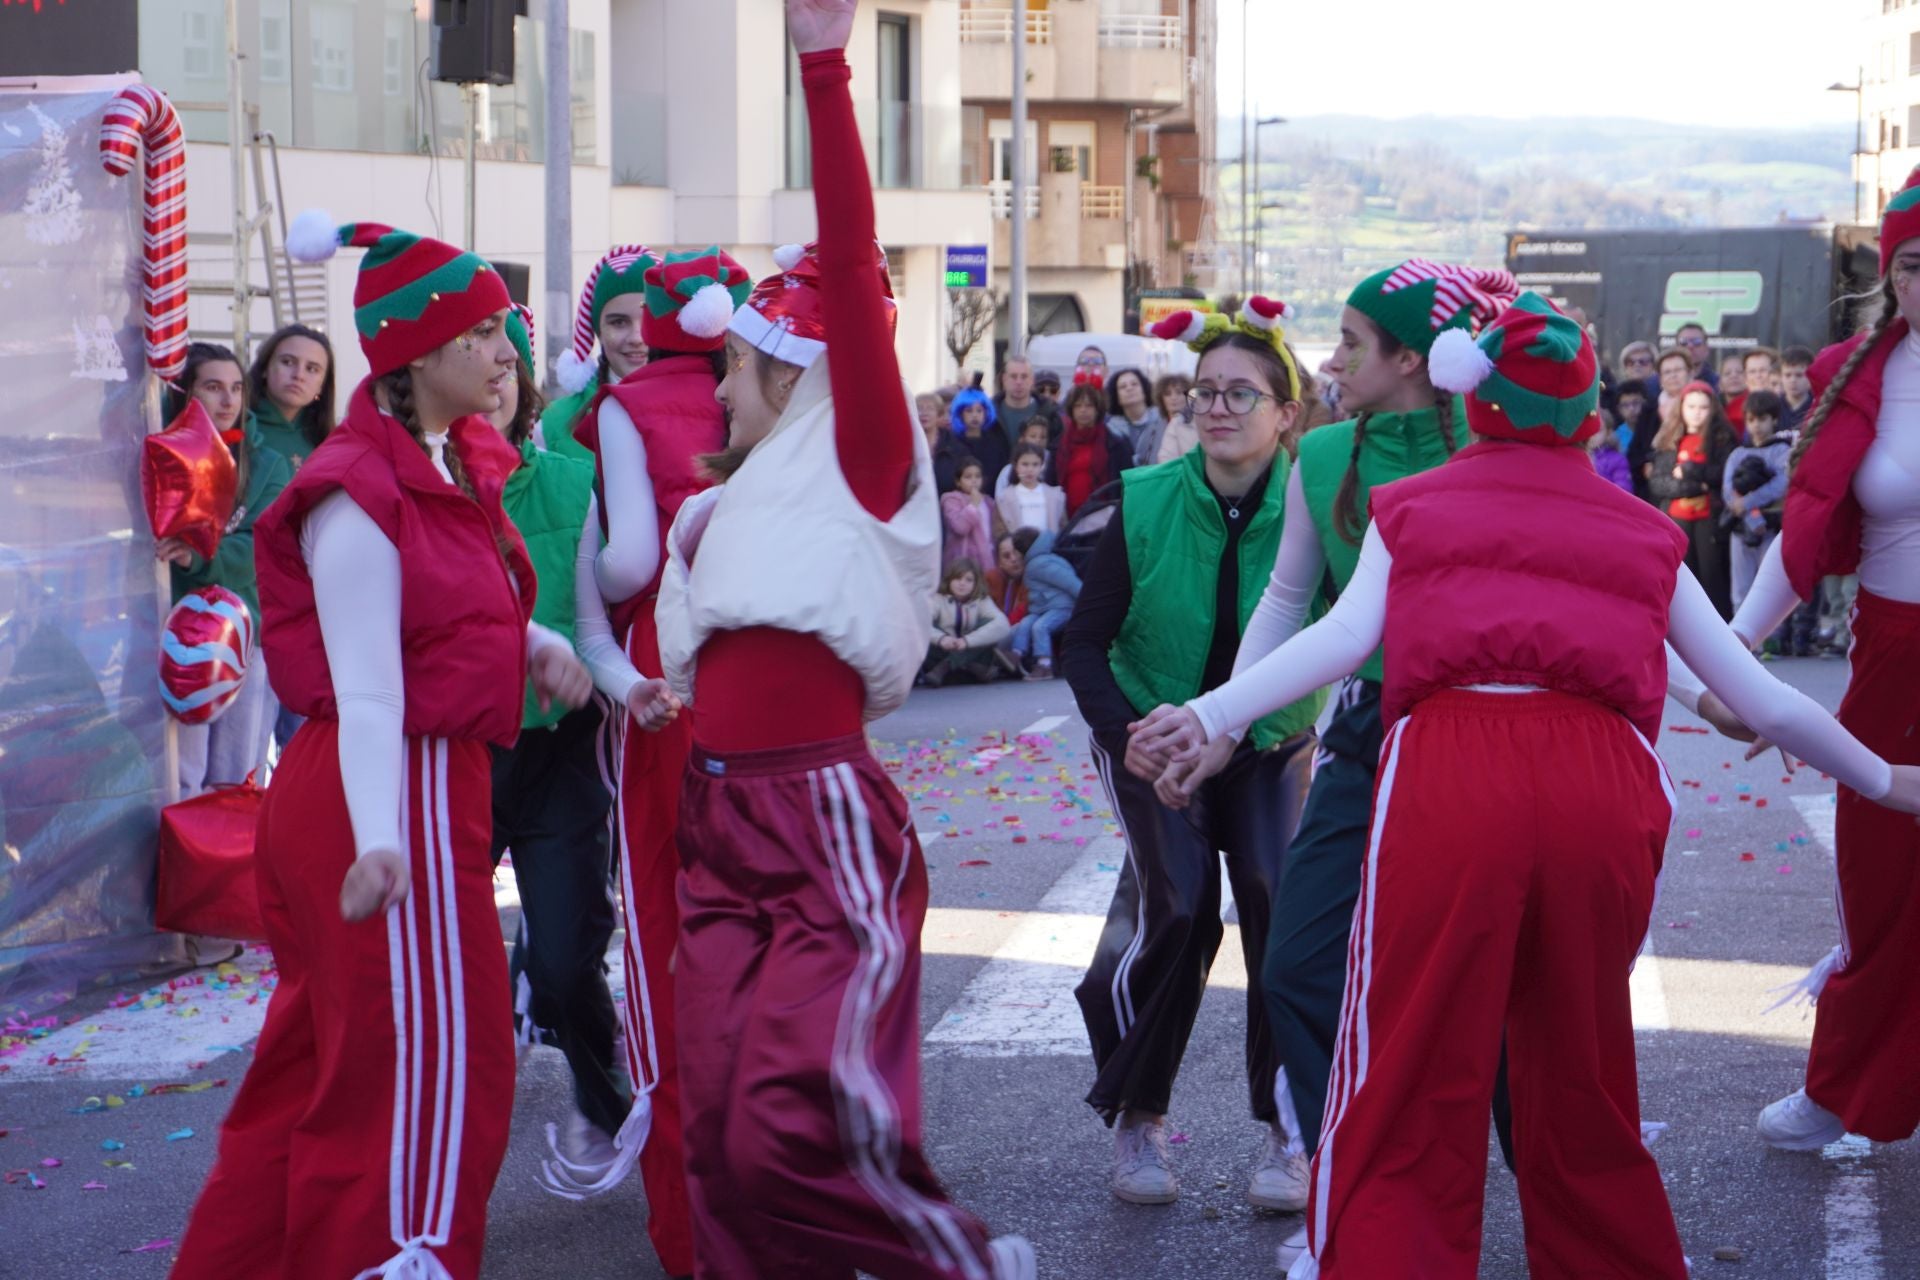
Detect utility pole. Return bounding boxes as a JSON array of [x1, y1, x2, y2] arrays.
[[1254, 116, 1285, 294], [544, 0, 572, 389], [1239, 0, 1249, 297], [1828, 68, 1865, 223], [1010, 3, 1030, 358]]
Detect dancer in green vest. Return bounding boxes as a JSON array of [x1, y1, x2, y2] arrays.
[[1153, 261, 1518, 1254], [486, 305, 632, 1169], [542, 244, 657, 463], [1060, 297, 1326, 1211]]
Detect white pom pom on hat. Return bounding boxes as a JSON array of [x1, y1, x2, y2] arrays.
[[286, 208, 342, 263], [773, 244, 807, 272], [677, 280, 738, 340], [1240, 296, 1296, 329], [555, 348, 597, 396], [1427, 325, 1497, 395]]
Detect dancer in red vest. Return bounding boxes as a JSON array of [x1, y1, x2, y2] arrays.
[[1132, 293, 1920, 1279], [621, 4, 1032, 1277], [1727, 167, 1920, 1151], [171, 219, 593, 1280], [545, 248, 749, 1280]]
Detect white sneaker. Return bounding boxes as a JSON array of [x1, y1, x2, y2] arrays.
[[1248, 1125, 1310, 1212], [1276, 1224, 1311, 1273], [988, 1235, 1036, 1280], [1111, 1112, 1179, 1204], [557, 1110, 619, 1170], [1756, 1088, 1846, 1151]]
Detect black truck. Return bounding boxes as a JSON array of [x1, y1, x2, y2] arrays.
[[1506, 225, 1880, 366]]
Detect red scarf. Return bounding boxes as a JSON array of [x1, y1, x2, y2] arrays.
[[1059, 422, 1108, 515]]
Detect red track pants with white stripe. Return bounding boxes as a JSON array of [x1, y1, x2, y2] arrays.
[[613, 610, 695, 1274], [674, 734, 996, 1280], [173, 724, 512, 1280], [1804, 590, 1920, 1140], [1299, 691, 1686, 1280]]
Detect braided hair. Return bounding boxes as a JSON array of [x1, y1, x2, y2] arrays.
[[1790, 277, 1898, 473], [1330, 329, 1459, 547], [377, 367, 513, 562]]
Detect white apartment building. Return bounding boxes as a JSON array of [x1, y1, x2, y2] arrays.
[[132, 0, 991, 391], [1859, 0, 1920, 217]]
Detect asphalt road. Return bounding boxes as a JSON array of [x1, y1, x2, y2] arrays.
[[2, 658, 1913, 1279]]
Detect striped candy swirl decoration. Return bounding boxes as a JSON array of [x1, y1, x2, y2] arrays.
[[160, 587, 254, 725], [1379, 258, 1519, 336], [99, 86, 189, 380]]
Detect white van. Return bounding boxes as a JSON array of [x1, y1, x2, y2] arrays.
[[1024, 332, 1198, 390]]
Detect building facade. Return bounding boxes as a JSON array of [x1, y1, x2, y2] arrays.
[[127, 0, 991, 392], [1860, 0, 1920, 218], [955, 0, 1217, 351]]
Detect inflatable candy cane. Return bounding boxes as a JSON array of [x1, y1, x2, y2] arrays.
[[99, 85, 189, 381]]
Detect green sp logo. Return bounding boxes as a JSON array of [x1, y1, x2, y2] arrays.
[[1658, 271, 1764, 337]]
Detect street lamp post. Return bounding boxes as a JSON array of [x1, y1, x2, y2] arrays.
[[1253, 116, 1286, 293], [1829, 68, 1865, 223], [1239, 0, 1249, 297]]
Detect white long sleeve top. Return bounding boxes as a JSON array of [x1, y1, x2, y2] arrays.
[[591, 398, 661, 605], [298, 429, 570, 859], [1188, 524, 1893, 801]]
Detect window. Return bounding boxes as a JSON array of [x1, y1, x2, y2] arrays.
[[989, 118, 1039, 182], [384, 12, 407, 96], [1907, 103, 1920, 145], [1049, 121, 1095, 179], [182, 5, 214, 78], [260, 11, 289, 83], [875, 13, 914, 189], [1911, 30, 1920, 73], [786, 36, 811, 187], [311, 4, 354, 93]]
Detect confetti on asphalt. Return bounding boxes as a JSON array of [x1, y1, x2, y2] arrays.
[[164, 1128, 194, 1142], [120, 1239, 172, 1255]]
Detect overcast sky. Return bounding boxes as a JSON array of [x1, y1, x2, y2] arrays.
[[1221, 0, 1862, 130]]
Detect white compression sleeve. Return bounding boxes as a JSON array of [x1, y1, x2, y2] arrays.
[[1664, 643, 1705, 717], [1190, 522, 1387, 742], [592, 398, 661, 604], [301, 490, 405, 859], [573, 495, 645, 707], [1234, 465, 1329, 676], [1727, 535, 1803, 647], [1667, 566, 1891, 799]]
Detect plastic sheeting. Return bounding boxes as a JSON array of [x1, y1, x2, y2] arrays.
[[0, 77, 189, 1010]]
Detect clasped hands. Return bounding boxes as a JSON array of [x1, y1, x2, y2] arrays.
[[1126, 704, 1235, 810]]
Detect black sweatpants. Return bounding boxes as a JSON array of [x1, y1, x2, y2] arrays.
[[1078, 725, 1314, 1127], [489, 701, 631, 1136]]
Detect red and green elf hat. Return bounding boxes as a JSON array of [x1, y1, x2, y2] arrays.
[[1346, 258, 1520, 356], [641, 247, 752, 354], [286, 209, 510, 377], [1881, 165, 1920, 275], [1427, 291, 1601, 447], [506, 303, 535, 373]]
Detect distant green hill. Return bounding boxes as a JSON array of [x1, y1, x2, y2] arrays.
[[1216, 114, 1854, 341]]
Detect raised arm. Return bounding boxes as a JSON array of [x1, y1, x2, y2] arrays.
[[796, 24, 914, 519], [593, 399, 661, 604]]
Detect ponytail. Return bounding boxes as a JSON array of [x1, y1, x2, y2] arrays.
[[377, 367, 514, 563], [1791, 279, 1898, 473]]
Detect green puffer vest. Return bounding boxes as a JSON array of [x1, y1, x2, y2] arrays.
[[503, 437, 595, 730], [1110, 449, 1324, 749], [538, 383, 599, 465], [1294, 399, 1464, 683]]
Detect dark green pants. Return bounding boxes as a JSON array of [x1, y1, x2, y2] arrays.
[[1263, 678, 1515, 1166]]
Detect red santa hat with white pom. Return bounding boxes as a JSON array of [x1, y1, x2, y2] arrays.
[[1150, 296, 1302, 400], [726, 241, 897, 370]]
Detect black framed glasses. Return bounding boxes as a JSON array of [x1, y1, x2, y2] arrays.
[[1188, 385, 1276, 416]]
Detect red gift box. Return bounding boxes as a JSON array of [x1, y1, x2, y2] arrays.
[[157, 778, 267, 941], [142, 399, 237, 562]]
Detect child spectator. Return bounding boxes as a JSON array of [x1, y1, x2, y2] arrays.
[[1009, 529, 1082, 680], [1614, 381, 1657, 501], [942, 456, 1004, 571], [1723, 389, 1792, 619], [1589, 405, 1635, 492], [949, 386, 1009, 490], [988, 530, 1032, 625], [923, 558, 1013, 686], [1156, 373, 1201, 463], [997, 443, 1066, 534], [1778, 345, 1815, 435], [1649, 380, 1739, 617], [996, 419, 1053, 491], [1049, 382, 1136, 516]]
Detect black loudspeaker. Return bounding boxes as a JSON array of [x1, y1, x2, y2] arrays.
[[431, 0, 517, 85], [489, 261, 531, 308]]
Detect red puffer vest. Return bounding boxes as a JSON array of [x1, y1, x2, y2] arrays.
[[255, 380, 537, 747], [1781, 318, 1908, 599], [1371, 440, 1687, 745], [572, 354, 725, 639]]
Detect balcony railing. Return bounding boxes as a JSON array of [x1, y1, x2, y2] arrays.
[[1098, 14, 1182, 49], [987, 180, 1043, 219], [1080, 185, 1124, 218], [959, 7, 1053, 43]]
